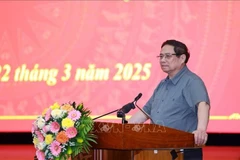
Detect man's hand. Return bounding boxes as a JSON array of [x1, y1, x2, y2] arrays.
[[194, 102, 210, 146], [128, 110, 148, 124], [192, 130, 208, 146]]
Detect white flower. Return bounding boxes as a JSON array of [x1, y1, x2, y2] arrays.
[[37, 142, 46, 150], [37, 117, 45, 129], [51, 109, 64, 119]]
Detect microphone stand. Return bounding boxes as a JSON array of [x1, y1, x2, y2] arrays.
[[93, 108, 128, 124], [134, 102, 155, 124], [117, 110, 128, 124], [92, 109, 119, 120], [94, 93, 141, 123], [122, 114, 128, 124]]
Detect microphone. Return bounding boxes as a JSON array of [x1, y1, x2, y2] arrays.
[[134, 93, 142, 102], [117, 103, 134, 118], [119, 102, 135, 114], [117, 93, 142, 118]]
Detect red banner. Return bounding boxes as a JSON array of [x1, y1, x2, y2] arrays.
[[0, 1, 239, 133]]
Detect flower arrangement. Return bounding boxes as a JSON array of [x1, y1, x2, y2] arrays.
[[32, 102, 97, 160]]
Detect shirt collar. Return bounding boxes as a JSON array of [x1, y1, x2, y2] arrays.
[[165, 65, 188, 85]]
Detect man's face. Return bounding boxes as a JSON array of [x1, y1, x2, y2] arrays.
[[159, 44, 185, 77]]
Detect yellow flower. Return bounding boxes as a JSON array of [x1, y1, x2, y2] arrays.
[[62, 118, 74, 129], [50, 102, 60, 110], [77, 137, 83, 143], [42, 108, 48, 116], [61, 104, 74, 111], [45, 134, 53, 144], [33, 137, 39, 146], [67, 146, 73, 154]]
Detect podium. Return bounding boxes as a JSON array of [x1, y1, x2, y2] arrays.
[[74, 122, 197, 160]]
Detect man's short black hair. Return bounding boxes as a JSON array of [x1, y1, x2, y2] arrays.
[[161, 39, 190, 63]]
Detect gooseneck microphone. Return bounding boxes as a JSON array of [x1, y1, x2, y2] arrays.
[[117, 93, 143, 118], [118, 102, 135, 114], [134, 93, 142, 102], [93, 93, 143, 121], [93, 93, 153, 124]]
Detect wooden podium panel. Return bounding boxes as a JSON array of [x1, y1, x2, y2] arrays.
[[73, 149, 184, 160], [72, 122, 195, 160], [92, 122, 194, 149], [133, 150, 184, 160]]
